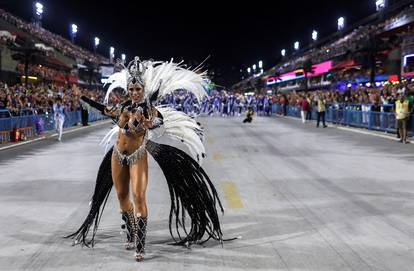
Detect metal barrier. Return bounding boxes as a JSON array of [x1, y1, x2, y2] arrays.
[[0, 110, 12, 131], [0, 109, 12, 143], [88, 110, 107, 122], [272, 104, 413, 134], [0, 110, 107, 143], [64, 111, 81, 127]]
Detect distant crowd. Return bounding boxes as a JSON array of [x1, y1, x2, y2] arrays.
[[0, 81, 105, 117], [0, 8, 105, 64], [155, 81, 414, 117]]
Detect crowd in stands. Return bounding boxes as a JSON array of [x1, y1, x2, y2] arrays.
[[0, 81, 105, 117], [0, 9, 106, 64], [273, 82, 414, 111], [16, 63, 72, 82], [270, 5, 414, 75], [1, 79, 413, 119]]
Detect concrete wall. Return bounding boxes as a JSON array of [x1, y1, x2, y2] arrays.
[[0, 43, 18, 72]]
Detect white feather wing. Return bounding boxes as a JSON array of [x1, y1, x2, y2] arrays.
[[148, 106, 206, 164]]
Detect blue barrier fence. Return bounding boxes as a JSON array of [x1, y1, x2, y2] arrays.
[[272, 104, 414, 134], [0, 109, 106, 134]]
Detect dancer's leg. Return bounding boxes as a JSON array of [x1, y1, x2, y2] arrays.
[[129, 152, 149, 261], [111, 154, 132, 211], [129, 152, 148, 217], [112, 154, 136, 249]]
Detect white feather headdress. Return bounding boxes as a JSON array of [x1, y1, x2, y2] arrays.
[[103, 57, 208, 104]]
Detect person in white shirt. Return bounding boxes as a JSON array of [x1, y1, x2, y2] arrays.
[[52, 97, 65, 141]]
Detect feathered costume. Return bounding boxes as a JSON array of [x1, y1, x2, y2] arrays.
[[66, 58, 230, 249]]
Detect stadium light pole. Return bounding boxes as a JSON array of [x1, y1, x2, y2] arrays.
[[337, 17, 345, 31], [33, 2, 44, 27], [94, 37, 100, 53], [312, 30, 318, 42], [294, 41, 300, 51], [70, 24, 78, 43], [110, 46, 115, 63], [376, 0, 386, 11]]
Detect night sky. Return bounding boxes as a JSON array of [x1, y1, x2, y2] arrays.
[[2, 0, 384, 87]]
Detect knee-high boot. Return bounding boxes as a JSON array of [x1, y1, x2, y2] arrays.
[[120, 207, 136, 250], [135, 214, 147, 261]]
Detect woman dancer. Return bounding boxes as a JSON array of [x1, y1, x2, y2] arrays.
[[67, 57, 233, 261]]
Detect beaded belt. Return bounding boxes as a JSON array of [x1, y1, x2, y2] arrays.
[[114, 132, 148, 166]]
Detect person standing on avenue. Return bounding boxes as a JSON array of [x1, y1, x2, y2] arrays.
[[316, 96, 327, 128], [300, 95, 310, 123], [306, 94, 313, 120], [53, 97, 66, 141], [80, 102, 89, 126], [282, 94, 288, 116], [395, 93, 411, 144]]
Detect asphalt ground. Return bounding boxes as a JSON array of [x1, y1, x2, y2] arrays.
[[1, 115, 413, 271]]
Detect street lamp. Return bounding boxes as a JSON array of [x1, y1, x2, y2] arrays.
[[110, 46, 115, 63], [376, 0, 386, 11], [281, 49, 286, 57], [253, 64, 257, 72], [294, 41, 299, 50], [337, 17, 345, 31], [121, 53, 126, 62], [247, 67, 251, 74], [70, 24, 78, 43], [312, 30, 318, 41], [258, 60, 263, 69]]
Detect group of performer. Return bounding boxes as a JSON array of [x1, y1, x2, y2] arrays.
[[159, 92, 273, 117], [50, 86, 268, 143]]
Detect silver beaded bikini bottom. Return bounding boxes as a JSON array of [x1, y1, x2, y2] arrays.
[[113, 132, 148, 166]]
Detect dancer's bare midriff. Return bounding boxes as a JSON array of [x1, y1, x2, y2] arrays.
[[116, 109, 146, 154]]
